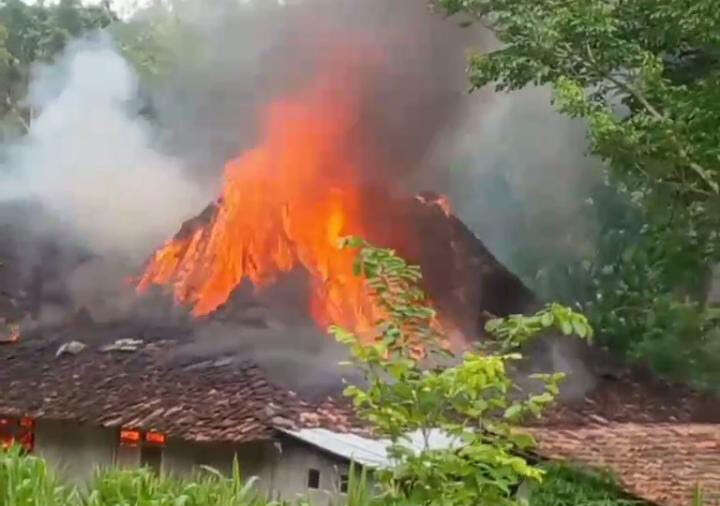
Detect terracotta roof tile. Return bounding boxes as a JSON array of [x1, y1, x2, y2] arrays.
[[0, 337, 362, 442], [529, 423, 720, 506], [3, 334, 720, 506]]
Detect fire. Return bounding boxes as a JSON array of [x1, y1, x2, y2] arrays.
[[0, 323, 20, 344], [137, 75, 384, 334]]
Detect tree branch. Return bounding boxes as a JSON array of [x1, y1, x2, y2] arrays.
[[584, 44, 717, 194]]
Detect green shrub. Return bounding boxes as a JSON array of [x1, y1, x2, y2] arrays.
[[530, 463, 647, 506]]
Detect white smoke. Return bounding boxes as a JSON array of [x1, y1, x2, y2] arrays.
[[1, 34, 207, 263], [422, 85, 600, 285]]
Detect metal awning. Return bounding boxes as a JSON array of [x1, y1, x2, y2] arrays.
[[277, 427, 459, 468]]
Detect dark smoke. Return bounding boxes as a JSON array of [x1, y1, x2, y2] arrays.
[[0, 0, 601, 398], [142, 0, 490, 189], [140, 0, 599, 284]]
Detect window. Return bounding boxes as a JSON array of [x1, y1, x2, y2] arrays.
[[339, 474, 349, 494], [307, 468, 320, 489], [0, 417, 35, 452], [116, 428, 165, 472], [140, 445, 162, 474]]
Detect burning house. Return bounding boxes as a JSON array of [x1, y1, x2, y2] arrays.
[[2, 187, 720, 504], [1, 1, 719, 504], [0, 185, 539, 498]]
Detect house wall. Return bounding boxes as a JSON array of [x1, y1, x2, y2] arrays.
[[34, 419, 116, 484], [160, 436, 350, 504], [161, 439, 274, 483], [268, 436, 350, 505], [29, 420, 352, 505]]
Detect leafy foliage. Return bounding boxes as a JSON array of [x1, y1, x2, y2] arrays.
[[86, 459, 269, 506], [0, 0, 116, 137], [530, 463, 648, 506], [331, 237, 590, 506], [110, 2, 187, 82], [433, 0, 720, 389], [0, 445, 77, 506], [1, 446, 657, 506]]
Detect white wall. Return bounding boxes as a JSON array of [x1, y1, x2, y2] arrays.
[[162, 439, 274, 482], [268, 437, 349, 505], [34, 419, 116, 484], [161, 436, 350, 504]]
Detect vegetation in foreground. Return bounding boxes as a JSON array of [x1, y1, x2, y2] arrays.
[[530, 464, 645, 506], [0, 446, 647, 506], [331, 237, 592, 505]]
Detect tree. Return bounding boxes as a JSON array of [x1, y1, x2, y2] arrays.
[[331, 237, 591, 505], [110, 1, 184, 82], [0, 0, 116, 137], [432, 0, 720, 389]]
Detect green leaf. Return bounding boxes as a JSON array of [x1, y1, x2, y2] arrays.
[[560, 320, 573, 335], [540, 312, 553, 327]]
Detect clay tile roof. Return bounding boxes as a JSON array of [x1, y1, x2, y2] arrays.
[[3, 334, 720, 506], [0, 336, 362, 443], [528, 423, 720, 506]]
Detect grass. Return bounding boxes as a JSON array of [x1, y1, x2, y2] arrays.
[[1, 446, 661, 506], [1, 446, 285, 506], [0, 446, 78, 506], [530, 463, 651, 506], [85, 462, 270, 506]]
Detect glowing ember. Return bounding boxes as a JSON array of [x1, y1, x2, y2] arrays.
[[137, 74, 385, 334], [415, 191, 453, 217], [0, 323, 20, 344]]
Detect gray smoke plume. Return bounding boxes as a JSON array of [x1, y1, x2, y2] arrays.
[[0, 0, 602, 398], [1, 35, 208, 261], [428, 87, 601, 279], [134, 0, 491, 188], [0, 34, 208, 322], [130, 0, 599, 286]]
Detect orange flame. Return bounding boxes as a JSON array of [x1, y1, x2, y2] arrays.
[[137, 75, 384, 334]]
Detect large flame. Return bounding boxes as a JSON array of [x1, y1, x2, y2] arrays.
[[137, 76, 384, 333]]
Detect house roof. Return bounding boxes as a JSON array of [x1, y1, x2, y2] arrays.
[[2, 329, 720, 506], [532, 366, 720, 427], [282, 424, 720, 506], [0, 333, 362, 443], [278, 427, 460, 468], [528, 423, 720, 506]]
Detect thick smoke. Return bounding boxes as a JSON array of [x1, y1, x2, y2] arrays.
[[426, 87, 600, 281], [131, 0, 600, 396], [0, 0, 601, 397], [1, 35, 207, 261], [136, 0, 598, 286], [140, 0, 491, 188], [0, 35, 208, 321]]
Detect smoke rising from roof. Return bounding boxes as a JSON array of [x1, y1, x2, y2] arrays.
[[0, 0, 601, 398], [136, 0, 598, 288], [138, 0, 489, 189]]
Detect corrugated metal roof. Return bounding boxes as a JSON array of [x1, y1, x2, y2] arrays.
[[278, 428, 459, 468]]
